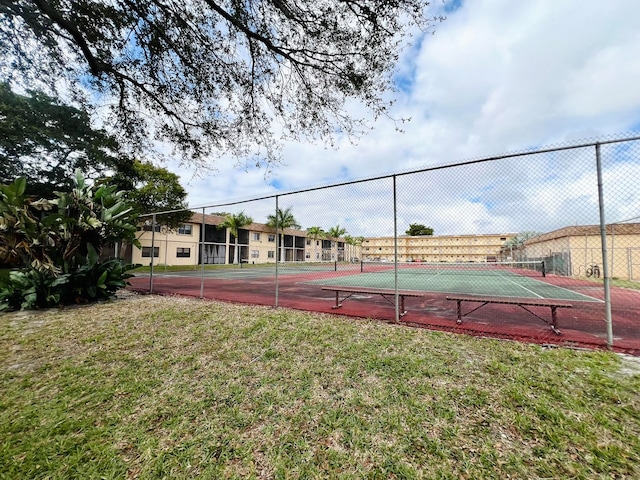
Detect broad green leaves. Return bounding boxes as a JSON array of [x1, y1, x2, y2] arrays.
[[0, 172, 140, 310]]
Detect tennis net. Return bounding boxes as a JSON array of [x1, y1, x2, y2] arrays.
[[360, 260, 546, 277]]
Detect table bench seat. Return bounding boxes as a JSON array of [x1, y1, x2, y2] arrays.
[[446, 295, 573, 335], [321, 286, 424, 317]]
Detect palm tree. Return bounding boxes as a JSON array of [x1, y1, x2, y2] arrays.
[[306, 226, 326, 262], [327, 225, 347, 239], [306, 226, 326, 242], [222, 211, 253, 264], [501, 231, 541, 261], [344, 235, 365, 262], [325, 225, 347, 261], [266, 207, 300, 262]]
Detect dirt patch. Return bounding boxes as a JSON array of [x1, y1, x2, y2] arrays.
[[2, 289, 141, 334], [618, 354, 640, 376]]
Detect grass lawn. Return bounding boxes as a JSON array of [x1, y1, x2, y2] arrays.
[[570, 275, 640, 292], [1, 294, 639, 479], [608, 278, 640, 291]]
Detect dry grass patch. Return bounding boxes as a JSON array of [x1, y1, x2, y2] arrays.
[[1, 293, 639, 479]]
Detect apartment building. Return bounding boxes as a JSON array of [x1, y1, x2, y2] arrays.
[[129, 213, 640, 280], [362, 233, 516, 263], [130, 213, 356, 266]]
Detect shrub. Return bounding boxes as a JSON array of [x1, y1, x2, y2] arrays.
[[0, 172, 140, 310]]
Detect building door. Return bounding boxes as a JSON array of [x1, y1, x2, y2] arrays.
[[628, 248, 640, 280]]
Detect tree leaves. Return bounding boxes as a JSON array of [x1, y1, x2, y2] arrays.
[[0, 83, 133, 198], [105, 159, 191, 229], [327, 225, 347, 239], [406, 223, 434, 236], [1, 1, 441, 169], [0, 172, 140, 310]]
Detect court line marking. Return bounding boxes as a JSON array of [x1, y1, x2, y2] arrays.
[[304, 271, 603, 302], [521, 278, 605, 303], [150, 267, 603, 303], [502, 275, 544, 298]]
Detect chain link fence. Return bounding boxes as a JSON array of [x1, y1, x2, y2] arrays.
[[131, 133, 640, 351]]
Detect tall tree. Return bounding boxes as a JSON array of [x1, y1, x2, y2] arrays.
[[0, 84, 189, 226], [106, 160, 191, 229], [266, 207, 300, 262], [406, 224, 433, 236], [503, 231, 541, 247], [305, 226, 326, 261], [343, 234, 364, 262], [1, 1, 441, 167], [221, 211, 253, 265], [502, 231, 541, 259], [327, 225, 347, 239], [306, 226, 326, 243], [0, 83, 132, 197]]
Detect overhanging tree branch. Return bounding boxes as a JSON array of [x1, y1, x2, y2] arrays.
[[1, 0, 440, 167]]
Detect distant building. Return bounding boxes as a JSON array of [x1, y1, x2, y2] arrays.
[[129, 213, 640, 280], [520, 224, 640, 280], [362, 233, 517, 263], [129, 213, 359, 266]]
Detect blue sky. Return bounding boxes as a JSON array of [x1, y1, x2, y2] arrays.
[[168, 0, 640, 236]]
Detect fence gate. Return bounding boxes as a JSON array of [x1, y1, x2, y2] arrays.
[[628, 248, 640, 280]]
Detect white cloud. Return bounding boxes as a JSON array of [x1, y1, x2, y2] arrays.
[[171, 0, 640, 238]]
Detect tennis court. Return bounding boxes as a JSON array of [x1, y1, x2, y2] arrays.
[[305, 261, 601, 303], [146, 261, 359, 280], [128, 260, 640, 355]]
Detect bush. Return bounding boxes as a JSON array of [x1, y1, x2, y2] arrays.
[[0, 172, 140, 310]]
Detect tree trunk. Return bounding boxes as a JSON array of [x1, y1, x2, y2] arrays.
[[280, 233, 284, 262]]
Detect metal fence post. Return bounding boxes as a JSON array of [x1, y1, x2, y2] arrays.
[[275, 195, 279, 308], [595, 143, 614, 349], [149, 213, 156, 293], [200, 207, 205, 299], [393, 175, 399, 322]]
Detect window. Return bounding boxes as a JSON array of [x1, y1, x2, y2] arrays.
[[142, 246, 159, 257], [268, 234, 276, 242], [142, 224, 161, 232], [251, 250, 259, 258], [305, 252, 310, 259], [268, 251, 275, 258], [306, 239, 311, 245], [177, 224, 192, 235], [253, 233, 260, 241], [176, 247, 191, 258]]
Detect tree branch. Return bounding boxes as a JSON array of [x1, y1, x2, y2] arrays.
[[32, 0, 110, 76]]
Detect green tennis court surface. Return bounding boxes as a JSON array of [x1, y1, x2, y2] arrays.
[[305, 270, 601, 302], [144, 262, 353, 279]]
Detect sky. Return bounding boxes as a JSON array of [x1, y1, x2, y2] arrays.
[[167, 0, 640, 237]]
